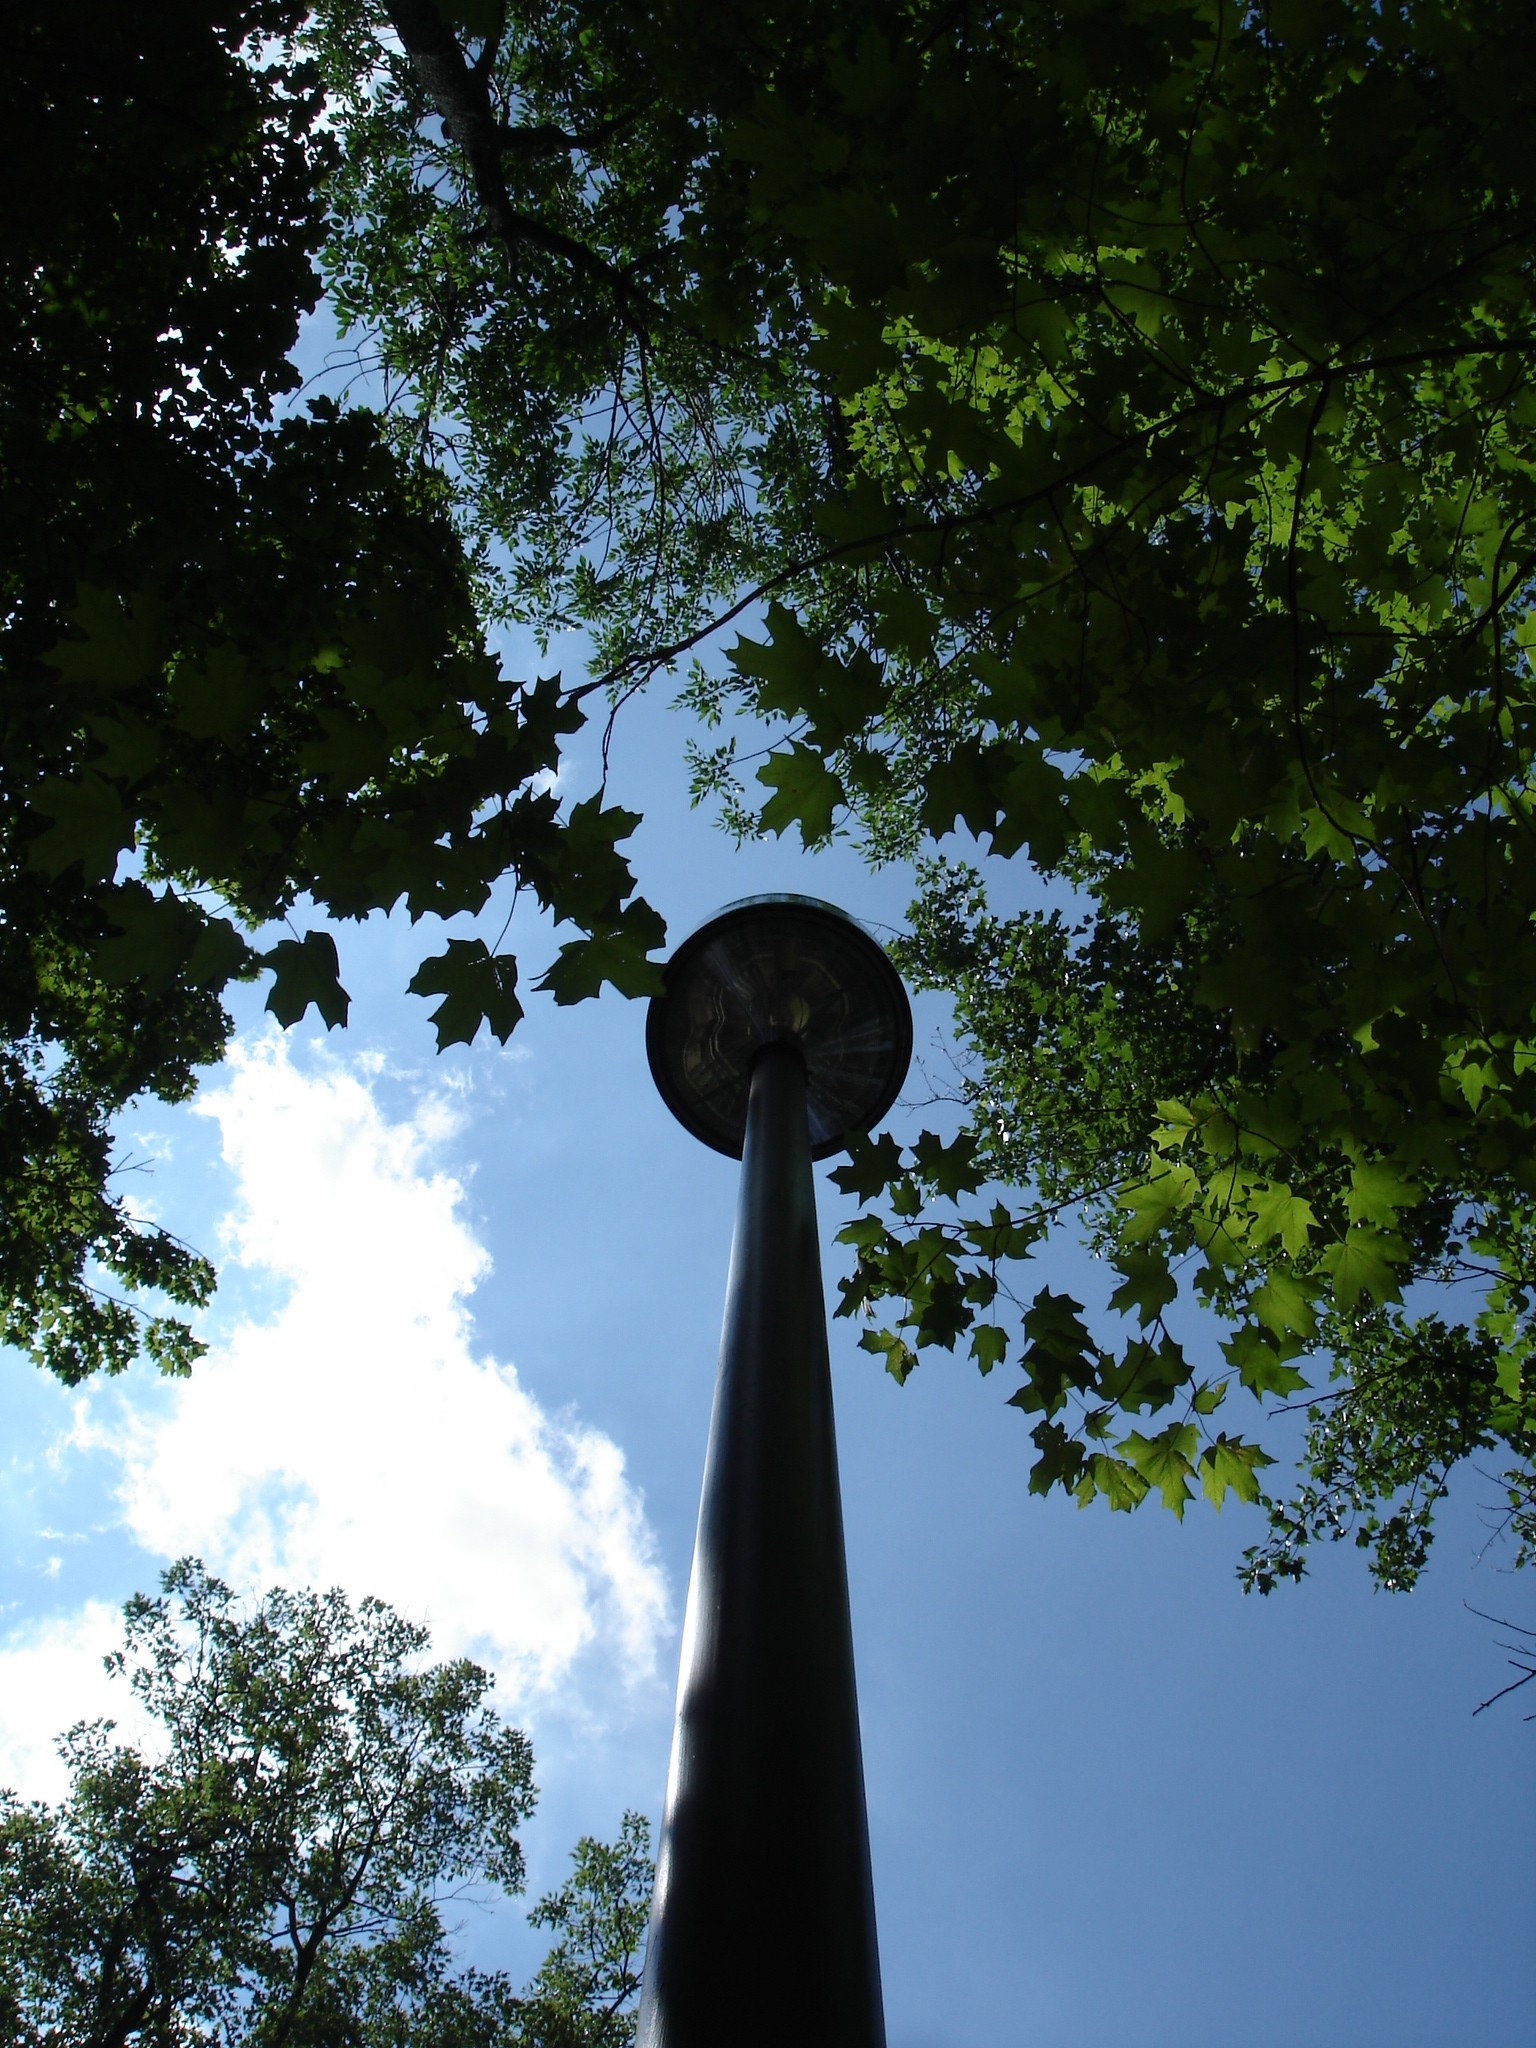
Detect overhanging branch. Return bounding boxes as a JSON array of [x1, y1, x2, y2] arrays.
[[386, 0, 651, 319]]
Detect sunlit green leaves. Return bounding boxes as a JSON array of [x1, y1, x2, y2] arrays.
[[1320, 1228, 1407, 1311], [1117, 1166, 1199, 1242], [859, 1325, 917, 1384], [1249, 1270, 1319, 1344], [1121, 1423, 1201, 1518], [1247, 1183, 1318, 1259], [1199, 1434, 1273, 1511]]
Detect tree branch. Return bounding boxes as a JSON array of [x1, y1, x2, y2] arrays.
[[386, 0, 652, 319]]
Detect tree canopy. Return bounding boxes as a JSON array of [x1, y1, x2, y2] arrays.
[[7, 0, 1535, 1588], [721, 0, 1536, 1589], [0, 1560, 651, 2046], [1, 0, 664, 1387], [305, 0, 1536, 1588]]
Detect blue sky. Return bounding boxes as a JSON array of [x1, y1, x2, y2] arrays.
[[5, 285, 1535, 2037]]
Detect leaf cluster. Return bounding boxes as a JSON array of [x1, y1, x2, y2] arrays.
[[1, 3, 665, 1384], [308, 0, 838, 682], [0, 1561, 654, 2047], [707, 0, 1536, 1583]]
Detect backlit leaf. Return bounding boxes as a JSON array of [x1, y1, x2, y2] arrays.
[[264, 932, 350, 1031]]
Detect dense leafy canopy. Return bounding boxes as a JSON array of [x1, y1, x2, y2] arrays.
[[8, 0, 1535, 1586], [307, 0, 1536, 1587], [311, 0, 835, 681], [713, 0, 1536, 1588], [1, 1, 663, 1386], [0, 1561, 651, 2046]]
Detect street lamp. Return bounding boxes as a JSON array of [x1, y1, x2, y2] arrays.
[[637, 896, 912, 2048]]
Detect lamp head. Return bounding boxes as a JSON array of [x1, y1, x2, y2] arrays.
[[646, 895, 913, 1159]]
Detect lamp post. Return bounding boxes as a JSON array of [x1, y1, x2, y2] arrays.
[[638, 896, 912, 2048]]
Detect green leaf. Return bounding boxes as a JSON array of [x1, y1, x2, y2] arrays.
[[1321, 1228, 1407, 1310], [732, 603, 885, 746], [1099, 1335, 1191, 1414], [970, 1323, 1008, 1375], [991, 745, 1071, 863], [1250, 1269, 1319, 1342], [26, 773, 133, 881], [1017, 1287, 1100, 1412], [1116, 1165, 1199, 1241], [167, 644, 266, 743], [836, 1213, 889, 1252], [1119, 1422, 1200, 1517], [87, 882, 189, 991], [1107, 1250, 1178, 1325], [1344, 1160, 1421, 1227], [1151, 1098, 1200, 1151], [263, 932, 350, 1030], [918, 741, 999, 842], [408, 939, 524, 1050], [1023, 1417, 1087, 1496], [911, 1128, 985, 1200], [1198, 1434, 1274, 1509], [1221, 1324, 1310, 1399], [90, 883, 250, 996], [1082, 1451, 1151, 1513], [535, 903, 667, 1005], [963, 1268, 999, 1309], [755, 743, 844, 845], [1022, 1287, 1093, 1352], [859, 1325, 916, 1384], [830, 1130, 904, 1200], [1248, 1181, 1318, 1258], [42, 583, 164, 688], [963, 1202, 1044, 1261], [910, 1274, 971, 1350]]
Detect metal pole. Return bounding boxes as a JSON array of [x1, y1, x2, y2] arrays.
[[636, 1042, 886, 2048]]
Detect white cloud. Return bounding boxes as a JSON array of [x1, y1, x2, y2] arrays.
[[0, 1602, 156, 1806], [0, 1032, 668, 1798]]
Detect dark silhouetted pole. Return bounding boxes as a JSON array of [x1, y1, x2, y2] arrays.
[[635, 1043, 885, 2047], [639, 895, 911, 2048]]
